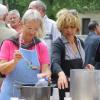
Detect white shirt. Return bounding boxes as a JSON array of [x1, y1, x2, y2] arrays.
[[61, 35, 85, 64], [42, 15, 61, 56]]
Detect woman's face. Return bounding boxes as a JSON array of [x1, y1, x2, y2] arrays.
[[6, 14, 20, 27], [62, 26, 78, 38], [22, 20, 40, 38]]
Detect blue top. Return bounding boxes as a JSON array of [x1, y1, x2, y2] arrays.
[[84, 31, 100, 66]]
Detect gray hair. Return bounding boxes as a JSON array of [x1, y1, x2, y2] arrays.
[[0, 4, 8, 19], [56, 8, 68, 19], [68, 9, 79, 17], [22, 9, 44, 38], [28, 0, 47, 12], [8, 9, 20, 18]]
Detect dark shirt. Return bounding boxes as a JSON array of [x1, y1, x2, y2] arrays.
[[84, 32, 100, 66], [51, 37, 84, 100], [51, 37, 84, 77]]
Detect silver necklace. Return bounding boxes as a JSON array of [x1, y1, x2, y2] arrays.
[[19, 34, 40, 70]]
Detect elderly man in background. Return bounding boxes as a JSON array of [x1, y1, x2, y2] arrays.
[[28, 0, 61, 56], [0, 4, 18, 44], [6, 9, 22, 33], [0, 4, 17, 89]]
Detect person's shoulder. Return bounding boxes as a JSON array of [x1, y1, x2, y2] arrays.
[[8, 28, 18, 36], [85, 35, 100, 48], [53, 37, 64, 48], [45, 15, 56, 24], [90, 35, 100, 42], [38, 40, 48, 48], [39, 38, 47, 45], [85, 33, 100, 42], [2, 39, 12, 43], [48, 18, 56, 24], [1, 26, 18, 36], [53, 37, 61, 43], [1, 39, 13, 47], [88, 32, 100, 39], [92, 36, 100, 45]]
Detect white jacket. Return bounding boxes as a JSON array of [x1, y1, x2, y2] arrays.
[[42, 15, 61, 56]]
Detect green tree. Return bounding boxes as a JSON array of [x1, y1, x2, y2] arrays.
[[7, 0, 100, 19], [8, 0, 32, 17]]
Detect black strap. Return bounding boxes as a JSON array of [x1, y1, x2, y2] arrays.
[[78, 38, 85, 49]]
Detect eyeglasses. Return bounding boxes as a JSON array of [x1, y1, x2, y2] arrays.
[[26, 28, 39, 33]]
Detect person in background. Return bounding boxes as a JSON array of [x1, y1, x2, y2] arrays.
[[28, 0, 61, 56], [68, 9, 79, 17], [56, 8, 68, 19], [6, 9, 22, 33], [0, 9, 51, 100], [51, 9, 93, 100], [0, 3, 17, 91], [0, 4, 17, 44], [84, 21, 100, 67]]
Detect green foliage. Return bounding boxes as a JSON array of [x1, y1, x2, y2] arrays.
[[8, 0, 32, 17], [7, 0, 100, 19]]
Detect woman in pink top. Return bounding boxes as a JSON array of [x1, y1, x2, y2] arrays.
[[0, 9, 51, 100]]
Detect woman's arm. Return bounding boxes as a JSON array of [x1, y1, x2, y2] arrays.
[[51, 42, 63, 74], [0, 50, 23, 75], [51, 41, 68, 89], [38, 42, 51, 79], [0, 59, 17, 75], [40, 64, 51, 79]]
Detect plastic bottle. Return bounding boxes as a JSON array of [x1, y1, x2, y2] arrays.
[[35, 75, 48, 86]]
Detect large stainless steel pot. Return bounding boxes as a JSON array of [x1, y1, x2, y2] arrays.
[[19, 85, 51, 100], [70, 69, 100, 100]]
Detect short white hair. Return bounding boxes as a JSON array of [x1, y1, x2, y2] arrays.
[[28, 0, 47, 12], [22, 9, 44, 38], [8, 9, 20, 18], [0, 4, 8, 18]]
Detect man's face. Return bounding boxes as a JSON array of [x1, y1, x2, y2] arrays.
[[96, 25, 100, 35], [30, 5, 45, 17]]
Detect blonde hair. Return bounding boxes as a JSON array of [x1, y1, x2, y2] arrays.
[[22, 9, 44, 38], [56, 8, 68, 19], [56, 11, 81, 33]]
